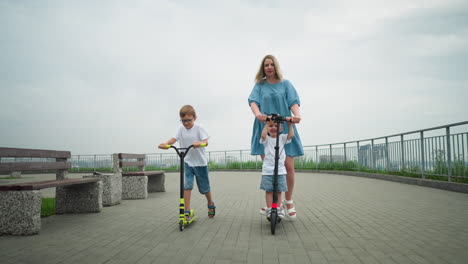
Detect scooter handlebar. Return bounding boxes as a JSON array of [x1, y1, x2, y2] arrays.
[[266, 114, 288, 123], [160, 143, 206, 149]]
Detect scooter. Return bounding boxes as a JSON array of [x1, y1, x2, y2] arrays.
[[162, 143, 206, 231], [266, 113, 289, 235]]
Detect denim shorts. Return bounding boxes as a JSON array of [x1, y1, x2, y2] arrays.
[[184, 163, 211, 194], [260, 174, 288, 192]]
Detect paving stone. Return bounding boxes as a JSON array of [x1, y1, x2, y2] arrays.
[[1, 172, 468, 264]]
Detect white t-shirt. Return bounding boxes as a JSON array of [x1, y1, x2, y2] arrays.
[[260, 134, 291, 175], [174, 123, 209, 167]]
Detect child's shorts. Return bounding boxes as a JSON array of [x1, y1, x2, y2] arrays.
[[260, 174, 288, 192], [184, 163, 211, 194]]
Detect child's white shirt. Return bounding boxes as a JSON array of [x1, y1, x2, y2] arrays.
[[260, 134, 291, 175], [174, 123, 209, 167]]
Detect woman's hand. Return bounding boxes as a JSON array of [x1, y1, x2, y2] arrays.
[[256, 114, 268, 122], [291, 116, 301, 123], [287, 116, 301, 123]]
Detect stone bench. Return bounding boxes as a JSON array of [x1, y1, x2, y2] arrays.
[[0, 147, 102, 236], [83, 172, 121, 206], [114, 153, 165, 200]]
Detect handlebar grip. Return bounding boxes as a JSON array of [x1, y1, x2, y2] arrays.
[[165, 145, 171, 149], [266, 116, 290, 122], [200, 143, 207, 147]]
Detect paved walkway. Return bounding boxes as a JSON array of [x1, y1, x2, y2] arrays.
[[1, 171, 468, 264]]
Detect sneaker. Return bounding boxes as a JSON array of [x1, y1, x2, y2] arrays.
[[278, 208, 285, 219], [266, 208, 284, 221], [266, 208, 272, 221], [259, 207, 268, 215]]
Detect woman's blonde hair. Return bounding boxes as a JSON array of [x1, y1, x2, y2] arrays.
[[255, 54, 283, 83]]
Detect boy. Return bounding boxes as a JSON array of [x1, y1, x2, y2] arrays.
[[158, 105, 215, 220], [259, 119, 294, 220]]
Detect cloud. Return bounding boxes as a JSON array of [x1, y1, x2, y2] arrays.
[[1, 0, 467, 154]]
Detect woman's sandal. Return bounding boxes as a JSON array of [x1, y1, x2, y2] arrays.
[[282, 200, 297, 220], [208, 203, 216, 218]]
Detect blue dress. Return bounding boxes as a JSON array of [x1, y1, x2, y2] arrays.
[[248, 79, 304, 157]]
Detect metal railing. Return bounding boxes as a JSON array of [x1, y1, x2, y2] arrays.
[[66, 121, 468, 182], [295, 121, 468, 182]]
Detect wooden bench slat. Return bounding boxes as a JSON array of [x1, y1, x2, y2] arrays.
[[122, 171, 164, 177], [0, 162, 71, 172], [0, 147, 71, 159], [0, 178, 100, 191], [118, 153, 145, 159], [119, 161, 145, 168]]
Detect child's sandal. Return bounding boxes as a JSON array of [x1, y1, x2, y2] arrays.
[[185, 210, 193, 221], [208, 203, 216, 218]]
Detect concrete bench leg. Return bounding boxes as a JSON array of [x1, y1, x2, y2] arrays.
[[56, 181, 103, 214], [122, 176, 148, 199], [0, 191, 42, 236], [84, 173, 122, 206], [148, 173, 166, 192]]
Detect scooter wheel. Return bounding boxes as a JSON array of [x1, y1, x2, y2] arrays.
[[270, 211, 277, 235], [179, 221, 184, 231]]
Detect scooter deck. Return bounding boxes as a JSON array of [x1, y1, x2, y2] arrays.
[[180, 215, 197, 225], [179, 209, 197, 225]]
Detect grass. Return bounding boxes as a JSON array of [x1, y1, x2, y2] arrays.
[[41, 197, 55, 217], [208, 161, 260, 170], [70, 168, 113, 173], [295, 161, 468, 184], [147, 165, 178, 171]]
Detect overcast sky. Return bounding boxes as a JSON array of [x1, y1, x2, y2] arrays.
[[1, 0, 467, 155]]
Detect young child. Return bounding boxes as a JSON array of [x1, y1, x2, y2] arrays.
[[259, 119, 294, 220], [158, 105, 215, 220]]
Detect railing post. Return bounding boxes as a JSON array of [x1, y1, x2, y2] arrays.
[[160, 153, 162, 169], [420, 131, 425, 179], [344, 143, 347, 165], [315, 145, 318, 170], [401, 135, 405, 171], [357, 141, 360, 171], [371, 139, 375, 170], [385, 137, 389, 172], [464, 133, 467, 177], [240, 150, 243, 169], [329, 144, 333, 164], [446, 127, 452, 182]]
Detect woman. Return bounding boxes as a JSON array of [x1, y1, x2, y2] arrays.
[[248, 54, 304, 220]]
